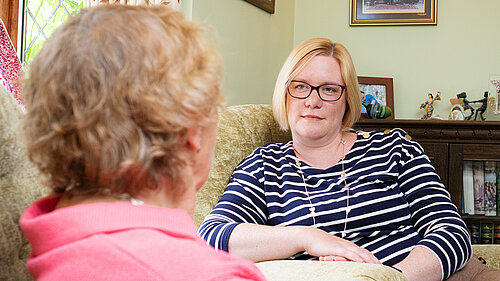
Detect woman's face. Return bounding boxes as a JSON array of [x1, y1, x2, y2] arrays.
[[286, 55, 346, 142]]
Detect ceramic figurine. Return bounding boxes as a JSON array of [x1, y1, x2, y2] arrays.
[[456, 92, 474, 120], [449, 104, 465, 120], [420, 91, 441, 120]]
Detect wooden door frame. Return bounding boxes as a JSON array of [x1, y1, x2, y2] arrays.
[[0, 0, 20, 50]]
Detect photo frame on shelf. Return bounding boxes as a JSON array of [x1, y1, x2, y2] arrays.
[[243, 0, 275, 14], [358, 76, 394, 120], [350, 0, 437, 26], [490, 75, 500, 115]]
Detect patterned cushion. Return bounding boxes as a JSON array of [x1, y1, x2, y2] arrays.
[[256, 260, 407, 281], [0, 86, 47, 281], [472, 244, 500, 270]]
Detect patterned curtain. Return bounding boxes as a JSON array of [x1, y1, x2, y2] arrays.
[[83, 0, 180, 8], [0, 19, 23, 105]]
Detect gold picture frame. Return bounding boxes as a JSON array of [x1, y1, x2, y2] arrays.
[[350, 0, 437, 26]]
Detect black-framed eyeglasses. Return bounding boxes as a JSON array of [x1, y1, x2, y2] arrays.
[[287, 80, 346, 102]]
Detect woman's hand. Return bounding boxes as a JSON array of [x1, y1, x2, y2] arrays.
[[301, 227, 381, 264], [228, 223, 380, 264]]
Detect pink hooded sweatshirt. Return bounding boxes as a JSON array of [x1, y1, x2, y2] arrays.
[[20, 196, 267, 281]]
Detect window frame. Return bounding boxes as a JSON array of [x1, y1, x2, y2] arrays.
[[0, 0, 20, 50]]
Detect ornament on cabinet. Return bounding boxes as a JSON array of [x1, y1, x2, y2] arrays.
[[419, 91, 441, 120]]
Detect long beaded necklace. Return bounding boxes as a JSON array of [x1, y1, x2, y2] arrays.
[[294, 138, 350, 238]]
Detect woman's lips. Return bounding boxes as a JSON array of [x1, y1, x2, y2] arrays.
[[301, 114, 323, 120]]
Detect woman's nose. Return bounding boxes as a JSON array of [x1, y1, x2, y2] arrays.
[[305, 89, 322, 107]]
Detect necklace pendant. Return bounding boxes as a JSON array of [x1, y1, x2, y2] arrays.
[[309, 206, 316, 213], [341, 231, 346, 238]]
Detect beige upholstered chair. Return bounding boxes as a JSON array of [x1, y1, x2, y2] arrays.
[[0, 87, 48, 281]]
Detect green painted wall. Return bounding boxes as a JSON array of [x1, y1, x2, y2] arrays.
[[294, 0, 500, 119], [192, 0, 295, 105], [191, 0, 500, 120]]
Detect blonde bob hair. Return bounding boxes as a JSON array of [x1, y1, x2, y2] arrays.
[[272, 38, 361, 131], [22, 5, 224, 196]]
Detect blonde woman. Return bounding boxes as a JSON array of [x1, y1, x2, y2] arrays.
[[199, 38, 497, 281], [19, 5, 266, 281]]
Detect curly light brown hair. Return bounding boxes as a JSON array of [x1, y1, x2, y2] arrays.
[[22, 5, 224, 197]]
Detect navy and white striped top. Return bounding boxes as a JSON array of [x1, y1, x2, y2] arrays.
[[198, 129, 472, 280]]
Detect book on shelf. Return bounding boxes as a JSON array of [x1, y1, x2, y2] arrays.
[[497, 164, 500, 216], [495, 224, 500, 244], [472, 161, 485, 215], [484, 161, 497, 216], [481, 223, 493, 244], [462, 161, 474, 215], [467, 222, 500, 244], [469, 222, 480, 244]]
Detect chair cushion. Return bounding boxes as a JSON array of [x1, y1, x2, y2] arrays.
[[472, 244, 500, 270], [256, 260, 407, 281], [0, 87, 47, 281]]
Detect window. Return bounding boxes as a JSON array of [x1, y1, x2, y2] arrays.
[[20, 0, 83, 64]]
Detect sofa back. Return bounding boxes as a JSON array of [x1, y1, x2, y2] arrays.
[[0, 87, 48, 281], [193, 104, 291, 226]]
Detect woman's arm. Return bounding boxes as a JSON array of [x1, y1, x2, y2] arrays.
[[393, 246, 441, 281], [229, 223, 380, 264], [397, 130, 472, 280]]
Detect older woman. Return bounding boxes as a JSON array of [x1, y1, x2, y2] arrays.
[[19, 5, 266, 281], [198, 38, 488, 281]]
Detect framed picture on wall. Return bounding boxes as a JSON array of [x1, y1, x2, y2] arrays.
[[243, 0, 275, 14], [358, 76, 394, 120], [350, 0, 437, 26]]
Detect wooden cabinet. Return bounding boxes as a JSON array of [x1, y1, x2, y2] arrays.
[[354, 119, 500, 224]]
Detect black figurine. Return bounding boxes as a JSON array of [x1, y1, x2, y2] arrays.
[[456, 92, 474, 120], [472, 91, 489, 121]]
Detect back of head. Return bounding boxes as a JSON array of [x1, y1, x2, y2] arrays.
[[22, 5, 224, 197], [272, 38, 361, 131]]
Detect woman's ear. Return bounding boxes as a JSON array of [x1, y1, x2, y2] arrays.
[[185, 127, 202, 153]]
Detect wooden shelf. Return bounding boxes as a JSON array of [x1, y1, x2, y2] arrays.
[[354, 119, 500, 224], [463, 215, 500, 223]]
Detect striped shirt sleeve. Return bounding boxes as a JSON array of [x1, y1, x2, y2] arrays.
[[198, 148, 268, 252], [396, 129, 472, 280]]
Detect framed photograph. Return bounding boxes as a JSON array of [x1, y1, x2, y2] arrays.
[[490, 75, 500, 115], [358, 76, 394, 120], [243, 0, 275, 14], [350, 0, 437, 26]]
